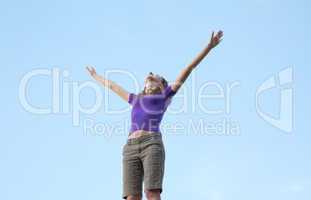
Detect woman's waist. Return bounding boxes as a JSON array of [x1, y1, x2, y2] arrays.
[[129, 120, 162, 134], [128, 130, 161, 139], [126, 131, 162, 145]]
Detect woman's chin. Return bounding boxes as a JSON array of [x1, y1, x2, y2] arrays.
[[145, 87, 161, 94]]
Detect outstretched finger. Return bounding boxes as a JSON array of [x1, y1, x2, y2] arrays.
[[210, 31, 215, 41], [86, 66, 91, 73], [217, 30, 223, 38], [86, 66, 95, 75]]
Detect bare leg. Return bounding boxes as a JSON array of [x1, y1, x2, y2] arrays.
[[145, 189, 161, 200], [126, 195, 142, 200]]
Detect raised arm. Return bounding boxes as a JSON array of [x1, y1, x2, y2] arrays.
[[86, 66, 130, 102], [171, 30, 223, 92]]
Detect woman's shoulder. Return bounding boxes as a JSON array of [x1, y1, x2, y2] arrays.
[[164, 85, 177, 98]]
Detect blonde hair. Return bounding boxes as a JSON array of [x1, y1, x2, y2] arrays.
[[140, 75, 168, 95]]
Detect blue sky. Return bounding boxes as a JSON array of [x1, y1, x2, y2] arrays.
[[1, 0, 310, 199]]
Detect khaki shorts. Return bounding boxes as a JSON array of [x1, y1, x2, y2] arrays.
[[122, 132, 165, 199]]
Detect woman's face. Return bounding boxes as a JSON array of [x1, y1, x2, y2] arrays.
[[144, 72, 164, 94]]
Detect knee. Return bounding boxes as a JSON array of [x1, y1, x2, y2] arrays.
[[145, 189, 161, 200], [126, 195, 141, 200]]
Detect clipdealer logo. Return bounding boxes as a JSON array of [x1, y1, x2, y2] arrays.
[[255, 67, 294, 133], [18, 66, 294, 135]]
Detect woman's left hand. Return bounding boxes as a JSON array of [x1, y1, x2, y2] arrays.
[[208, 30, 223, 49]]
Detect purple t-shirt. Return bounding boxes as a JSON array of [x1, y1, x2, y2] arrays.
[[128, 85, 177, 134]]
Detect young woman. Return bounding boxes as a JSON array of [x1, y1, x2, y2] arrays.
[[86, 30, 223, 200]]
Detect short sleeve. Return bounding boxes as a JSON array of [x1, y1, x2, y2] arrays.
[[128, 93, 138, 105], [164, 85, 177, 99]]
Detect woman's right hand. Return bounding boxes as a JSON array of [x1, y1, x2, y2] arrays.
[[86, 66, 97, 78], [86, 65, 130, 102]]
